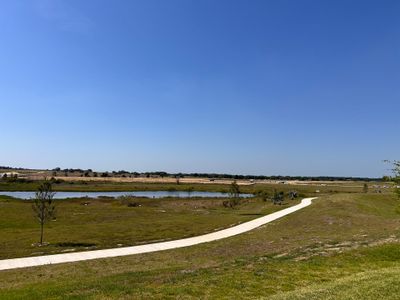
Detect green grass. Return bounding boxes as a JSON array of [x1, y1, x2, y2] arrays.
[[0, 192, 399, 299], [0, 195, 293, 259], [0, 178, 384, 195], [270, 266, 400, 300], [0, 180, 236, 192]]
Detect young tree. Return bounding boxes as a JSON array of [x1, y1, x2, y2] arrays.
[[229, 180, 240, 198], [228, 180, 241, 207], [392, 161, 400, 198], [32, 180, 56, 245], [385, 160, 400, 198]]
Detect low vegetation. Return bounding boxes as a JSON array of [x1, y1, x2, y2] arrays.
[[0, 192, 399, 298], [0, 194, 294, 259], [0, 177, 391, 196]]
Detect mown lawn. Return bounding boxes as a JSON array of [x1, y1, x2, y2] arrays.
[[0, 193, 399, 299]]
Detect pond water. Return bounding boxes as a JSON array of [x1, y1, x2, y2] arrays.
[[0, 191, 253, 200]]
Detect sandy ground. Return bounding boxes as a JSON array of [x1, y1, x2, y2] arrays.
[[47, 176, 379, 188], [49, 176, 255, 185], [11, 169, 385, 188]]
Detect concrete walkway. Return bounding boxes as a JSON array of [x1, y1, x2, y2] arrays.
[[0, 197, 317, 271]]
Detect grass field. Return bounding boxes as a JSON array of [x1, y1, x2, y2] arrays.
[[0, 178, 389, 195], [0, 195, 294, 259], [0, 192, 399, 299]]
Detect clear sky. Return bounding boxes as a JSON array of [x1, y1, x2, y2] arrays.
[[0, 0, 399, 177]]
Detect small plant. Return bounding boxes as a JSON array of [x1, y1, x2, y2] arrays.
[[288, 191, 298, 200], [223, 200, 232, 208], [261, 192, 269, 202], [272, 189, 284, 205], [119, 195, 141, 207]]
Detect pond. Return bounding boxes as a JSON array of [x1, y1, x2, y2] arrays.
[[0, 191, 253, 200]]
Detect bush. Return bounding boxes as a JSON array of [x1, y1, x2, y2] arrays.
[[119, 196, 141, 207], [260, 192, 270, 202], [50, 178, 64, 184], [288, 191, 298, 200], [272, 190, 284, 205], [222, 197, 241, 209]]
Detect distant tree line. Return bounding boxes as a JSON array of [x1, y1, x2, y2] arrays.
[[167, 173, 381, 182], [50, 169, 383, 181], [0, 166, 382, 182], [0, 166, 30, 170]]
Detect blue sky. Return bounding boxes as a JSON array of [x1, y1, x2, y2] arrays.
[[0, 0, 399, 177]]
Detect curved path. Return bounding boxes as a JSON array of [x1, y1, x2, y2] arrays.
[[0, 197, 317, 271]]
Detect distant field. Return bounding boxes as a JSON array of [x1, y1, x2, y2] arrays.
[[53, 176, 385, 188], [0, 168, 390, 189], [0, 192, 399, 299], [0, 177, 393, 196], [56, 176, 254, 185]]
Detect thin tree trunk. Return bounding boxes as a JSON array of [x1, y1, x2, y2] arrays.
[[40, 221, 44, 245]]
